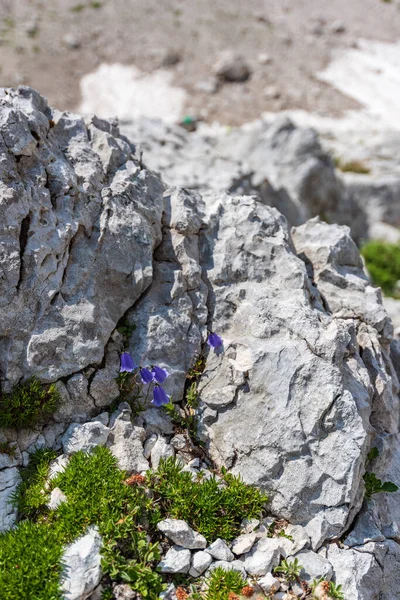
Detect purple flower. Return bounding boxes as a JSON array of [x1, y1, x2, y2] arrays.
[[119, 352, 138, 373], [140, 367, 154, 385], [207, 332, 223, 349], [152, 365, 169, 384], [152, 385, 170, 407]]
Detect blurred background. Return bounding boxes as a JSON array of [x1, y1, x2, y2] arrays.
[[1, 0, 400, 327]]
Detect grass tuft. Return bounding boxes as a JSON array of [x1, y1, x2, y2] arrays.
[[0, 377, 60, 429], [147, 458, 268, 541]]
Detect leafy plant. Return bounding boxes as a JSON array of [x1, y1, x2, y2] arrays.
[[0, 446, 164, 600], [361, 240, 400, 297], [277, 528, 293, 541], [274, 557, 302, 582], [0, 377, 60, 429], [0, 441, 17, 458], [147, 458, 267, 541], [363, 471, 398, 499], [328, 581, 345, 599], [11, 447, 56, 520], [186, 382, 198, 409], [204, 567, 245, 600]]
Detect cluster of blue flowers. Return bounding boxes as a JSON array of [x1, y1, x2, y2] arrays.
[[119, 332, 223, 409], [119, 352, 170, 407]]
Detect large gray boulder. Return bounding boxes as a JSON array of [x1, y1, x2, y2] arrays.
[[0, 86, 163, 386]]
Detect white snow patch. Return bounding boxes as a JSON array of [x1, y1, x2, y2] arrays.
[[79, 63, 186, 123], [318, 39, 400, 128]]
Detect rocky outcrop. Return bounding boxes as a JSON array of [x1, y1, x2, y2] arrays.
[[0, 86, 163, 387], [0, 88, 399, 598]]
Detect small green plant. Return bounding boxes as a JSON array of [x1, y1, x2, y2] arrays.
[[147, 458, 267, 541], [361, 240, 400, 297], [187, 355, 206, 380], [0, 446, 164, 600], [363, 471, 398, 499], [328, 581, 345, 599], [11, 447, 56, 520], [0, 377, 60, 429], [0, 441, 17, 458], [274, 557, 302, 582], [277, 528, 294, 541], [204, 567, 245, 600], [186, 382, 198, 409]]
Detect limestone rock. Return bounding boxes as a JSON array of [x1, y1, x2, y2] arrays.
[[157, 545, 191, 574], [258, 572, 281, 594], [0, 86, 163, 386], [150, 436, 175, 469], [289, 550, 333, 582], [47, 487, 67, 510], [0, 467, 20, 531], [61, 421, 110, 455], [60, 526, 102, 600], [206, 538, 234, 561], [157, 519, 207, 550], [326, 543, 383, 600], [107, 403, 148, 473], [231, 533, 257, 556], [189, 550, 213, 576], [197, 196, 374, 547]]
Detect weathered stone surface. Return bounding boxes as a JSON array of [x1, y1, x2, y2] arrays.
[[214, 51, 252, 82], [157, 519, 207, 550], [289, 550, 333, 582], [157, 545, 191, 574], [189, 550, 213, 576], [106, 403, 148, 473], [0, 467, 20, 531], [231, 533, 257, 556], [61, 421, 110, 454], [150, 436, 175, 469], [0, 87, 163, 386], [258, 572, 281, 595], [126, 187, 208, 402], [197, 197, 377, 547], [122, 117, 343, 230], [60, 526, 102, 600], [206, 538, 234, 561], [326, 543, 384, 600]]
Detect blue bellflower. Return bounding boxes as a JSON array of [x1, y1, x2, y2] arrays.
[[140, 367, 154, 385], [119, 352, 138, 373], [152, 365, 169, 384], [207, 332, 223, 349], [152, 385, 170, 407]]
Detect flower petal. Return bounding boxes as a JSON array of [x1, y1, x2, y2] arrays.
[[207, 332, 223, 349], [152, 365, 169, 384], [119, 352, 138, 373], [152, 385, 170, 407], [140, 367, 154, 385]]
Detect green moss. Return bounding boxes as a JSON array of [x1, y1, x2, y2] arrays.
[[1, 447, 164, 600], [11, 448, 56, 520], [147, 458, 268, 541], [0, 377, 60, 429], [361, 240, 400, 297]]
